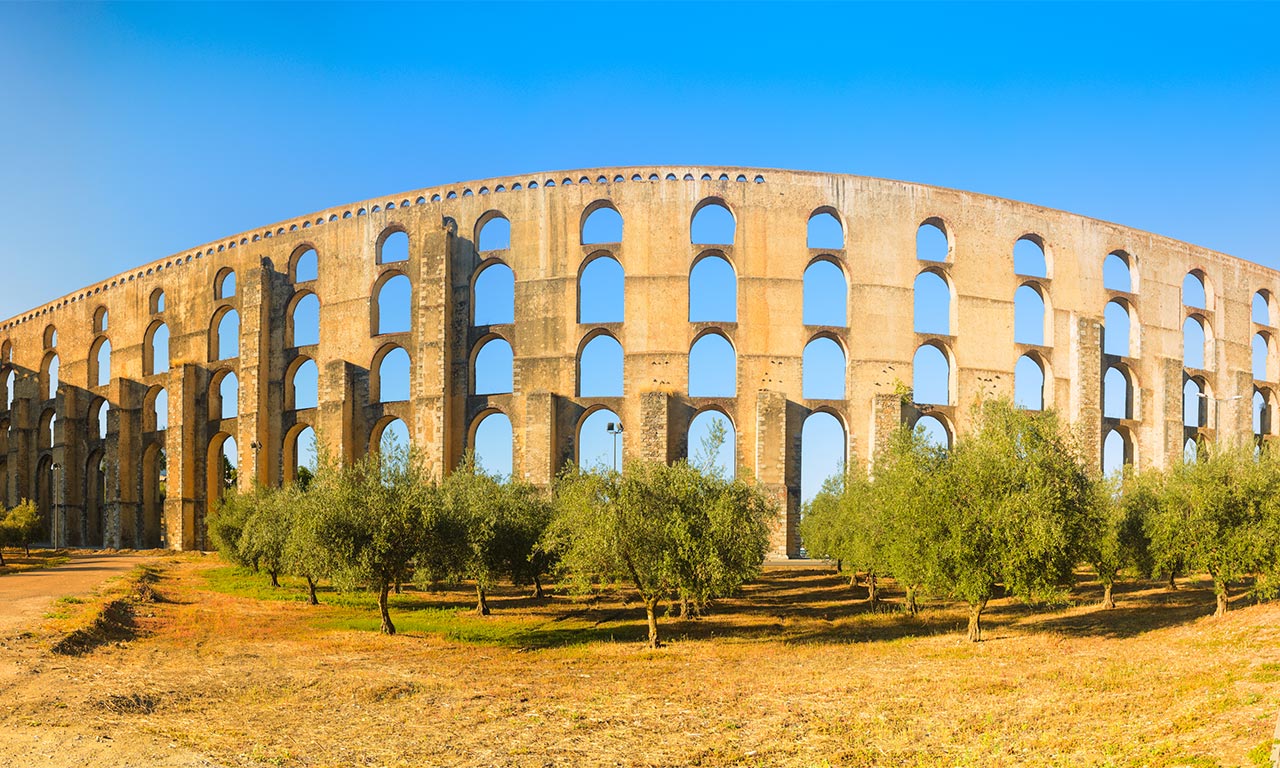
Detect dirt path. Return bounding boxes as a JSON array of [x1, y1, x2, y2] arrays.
[[0, 553, 156, 637]]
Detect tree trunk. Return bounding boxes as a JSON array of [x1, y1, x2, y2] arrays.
[[966, 600, 987, 642], [394, 577, 402, 595], [866, 573, 878, 606], [1167, 571, 1177, 590], [305, 575, 319, 606], [532, 574, 544, 599], [679, 595, 691, 619], [378, 582, 395, 635], [475, 584, 490, 616], [1101, 581, 1115, 610], [645, 598, 661, 649], [849, 570, 860, 588], [269, 570, 280, 588], [0, 547, 6, 567], [24, 541, 30, 557], [1213, 576, 1229, 617], [905, 584, 919, 616]]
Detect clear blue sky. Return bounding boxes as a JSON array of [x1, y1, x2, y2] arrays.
[[3, 2, 1276, 494]]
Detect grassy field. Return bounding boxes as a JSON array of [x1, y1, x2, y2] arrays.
[[0, 547, 70, 575], [3, 555, 1279, 767]]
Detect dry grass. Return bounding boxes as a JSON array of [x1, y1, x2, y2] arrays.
[[3, 556, 1279, 767], [0, 548, 71, 575]]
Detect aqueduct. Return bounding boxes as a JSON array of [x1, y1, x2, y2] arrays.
[[1, 166, 1276, 557]]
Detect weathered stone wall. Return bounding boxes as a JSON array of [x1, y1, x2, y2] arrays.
[[1, 167, 1274, 557]]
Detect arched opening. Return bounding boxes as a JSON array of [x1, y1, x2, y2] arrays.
[[688, 409, 735, 479], [691, 200, 735, 245], [36, 456, 52, 542], [912, 344, 950, 405], [1254, 389, 1271, 435], [577, 407, 624, 472], [92, 338, 111, 387], [145, 321, 170, 375], [803, 259, 847, 327], [44, 325, 57, 349], [801, 411, 845, 504], [43, 353, 59, 400], [93, 307, 108, 333], [214, 371, 239, 420], [689, 332, 735, 398], [207, 434, 238, 505], [150, 288, 166, 314], [1102, 429, 1131, 477], [293, 247, 318, 283], [3, 368, 13, 410], [213, 308, 240, 361], [689, 255, 736, 322], [142, 445, 165, 548], [290, 292, 320, 347], [1183, 378, 1206, 428], [375, 273, 412, 335], [577, 333, 623, 397], [85, 453, 105, 547], [215, 269, 236, 300], [1254, 291, 1273, 326], [471, 411, 513, 478], [1183, 316, 1206, 369], [379, 230, 409, 264], [1183, 437, 1200, 464], [1015, 355, 1045, 410], [1182, 272, 1207, 310], [473, 262, 515, 325], [148, 387, 168, 432], [473, 337, 514, 395], [802, 336, 846, 400], [807, 210, 843, 250], [581, 204, 623, 245], [1104, 300, 1132, 357], [1014, 284, 1046, 346], [91, 400, 109, 440], [1104, 366, 1132, 420], [288, 425, 318, 487], [916, 220, 949, 262], [578, 255, 624, 324], [289, 358, 319, 410], [375, 417, 410, 455], [477, 214, 511, 251], [914, 414, 952, 450], [913, 271, 950, 335], [1254, 333, 1273, 381], [1104, 251, 1132, 293], [1014, 235, 1047, 278], [376, 346, 411, 403]]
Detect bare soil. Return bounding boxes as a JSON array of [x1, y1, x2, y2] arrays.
[[1, 555, 1278, 767]]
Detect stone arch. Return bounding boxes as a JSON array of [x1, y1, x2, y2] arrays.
[[690, 198, 735, 245], [802, 333, 846, 400], [688, 407, 736, 479], [92, 305, 108, 333], [1254, 331, 1275, 382], [576, 405, 624, 472], [577, 329, 623, 398], [806, 207, 844, 250], [916, 217, 950, 262], [468, 409, 513, 478], [472, 258, 515, 326], [43, 324, 57, 349], [376, 227, 410, 264], [1254, 387, 1276, 436], [1015, 353, 1046, 411], [89, 336, 111, 388], [371, 415, 411, 455], [1254, 289, 1275, 327], [144, 385, 168, 432], [1104, 297, 1136, 358], [1102, 426, 1135, 476], [89, 397, 109, 441], [141, 443, 165, 548], [149, 288, 166, 315], [472, 334, 514, 395], [209, 306, 240, 361], [145, 320, 170, 376], [803, 256, 847, 327], [372, 343, 411, 404], [1104, 364, 1137, 420], [291, 244, 318, 283], [911, 412, 953, 449], [372, 271, 411, 335], [206, 433, 238, 505], [1182, 314, 1210, 370], [283, 423, 317, 485], [1183, 375, 1210, 429], [689, 251, 737, 322], [1013, 233, 1049, 278], [210, 369, 239, 421], [1014, 281, 1050, 347], [84, 450, 105, 547], [578, 252, 625, 324], [1183, 269, 1213, 311], [801, 409, 847, 504], [41, 351, 59, 400], [1104, 250, 1136, 293], [912, 341, 953, 406], [689, 329, 735, 398], [287, 356, 319, 410], [214, 268, 236, 300], [38, 408, 56, 451], [581, 201, 623, 245], [287, 290, 320, 347], [913, 268, 952, 335], [475, 210, 511, 251]]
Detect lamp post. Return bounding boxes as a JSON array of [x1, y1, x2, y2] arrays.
[[605, 422, 623, 472]]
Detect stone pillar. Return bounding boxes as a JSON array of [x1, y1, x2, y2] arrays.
[[638, 391, 674, 463], [755, 389, 800, 558], [521, 392, 558, 487], [165, 364, 199, 550], [1072, 316, 1103, 470], [869, 392, 905, 463], [416, 225, 455, 480], [238, 261, 269, 488]]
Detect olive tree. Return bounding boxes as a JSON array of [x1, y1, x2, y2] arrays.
[[548, 460, 773, 648], [2, 500, 42, 557], [1088, 469, 1156, 609]]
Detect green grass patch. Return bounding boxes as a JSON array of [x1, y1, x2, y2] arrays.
[[202, 565, 647, 648]]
